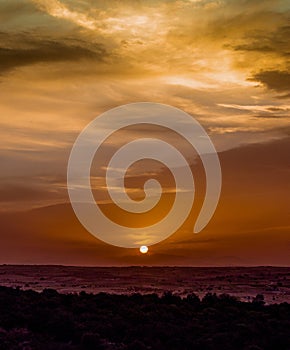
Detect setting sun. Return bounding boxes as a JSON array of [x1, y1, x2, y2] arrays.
[[140, 246, 149, 254]]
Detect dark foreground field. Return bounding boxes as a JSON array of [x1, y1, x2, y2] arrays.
[[0, 286, 289, 350]]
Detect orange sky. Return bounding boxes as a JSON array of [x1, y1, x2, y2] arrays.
[[0, 0, 289, 265]]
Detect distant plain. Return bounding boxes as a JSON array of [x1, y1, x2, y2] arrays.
[[0, 266, 289, 304]]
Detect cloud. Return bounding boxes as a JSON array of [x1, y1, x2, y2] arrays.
[[0, 0, 290, 207], [217, 103, 290, 113], [0, 0, 40, 22], [31, 0, 97, 30], [0, 175, 67, 212], [232, 25, 290, 56], [250, 70, 290, 93], [252, 115, 289, 120], [0, 35, 106, 74]]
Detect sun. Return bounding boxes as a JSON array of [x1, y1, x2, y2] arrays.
[[139, 246, 149, 254]]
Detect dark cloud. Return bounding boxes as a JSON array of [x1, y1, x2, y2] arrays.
[[267, 107, 288, 112], [232, 25, 290, 56], [0, 184, 53, 202], [277, 93, 290, 99], [0, 0, 40, 22], [252, 115, 289, 119], [225, 22, 289, 94], [0, 176, 66, 203], [0, 35, 107, 74], [250, 70, 290, 92], [252, 106, 290, 119]]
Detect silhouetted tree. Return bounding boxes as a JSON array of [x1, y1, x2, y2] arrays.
[[0, 286, 289, 350]]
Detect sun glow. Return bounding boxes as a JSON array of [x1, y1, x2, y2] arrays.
[[140, 246, 149, 254]]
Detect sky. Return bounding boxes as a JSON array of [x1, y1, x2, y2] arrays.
[[0, 0, 289, 265]]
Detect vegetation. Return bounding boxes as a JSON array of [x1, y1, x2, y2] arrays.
[[0, 286, 289, 349]]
